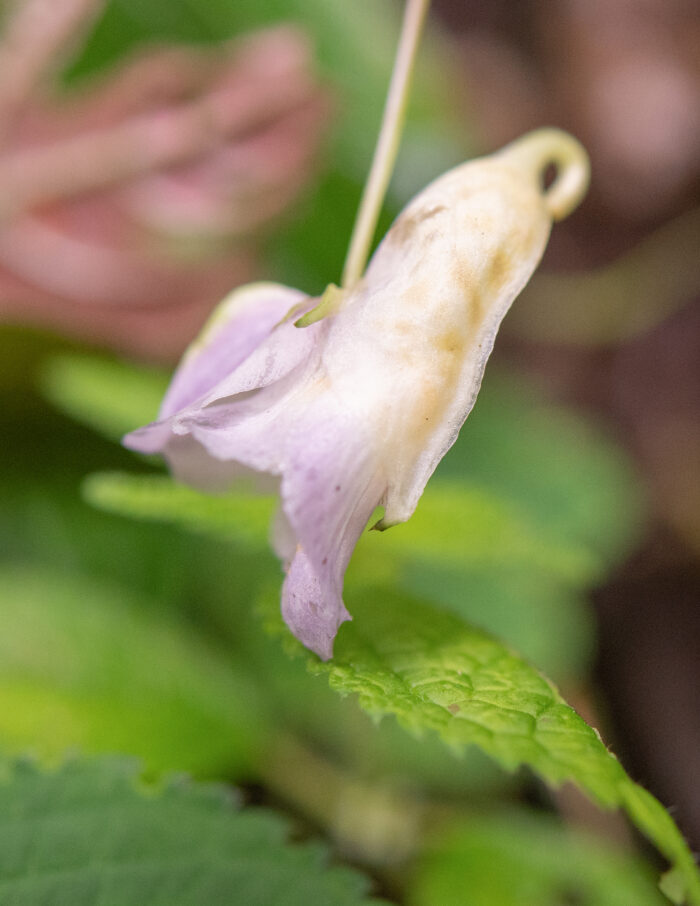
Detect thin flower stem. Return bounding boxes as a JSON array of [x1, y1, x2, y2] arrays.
[[341, 0, 430, 289]]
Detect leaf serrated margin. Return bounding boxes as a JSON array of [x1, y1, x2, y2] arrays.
[[264, 587, 700, 905]]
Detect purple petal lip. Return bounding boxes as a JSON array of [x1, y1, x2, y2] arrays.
[[159, 282, 307, 418], [123, 282, 383, 659]]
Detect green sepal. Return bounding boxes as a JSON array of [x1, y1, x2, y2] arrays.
[[295, 283, 346, 327]]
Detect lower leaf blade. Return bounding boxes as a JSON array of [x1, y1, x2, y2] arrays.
[[0, 757, 385, 905], [265, 585, 700, 904]]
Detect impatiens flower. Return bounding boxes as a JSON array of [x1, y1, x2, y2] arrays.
[[124, 128, 589, 659]]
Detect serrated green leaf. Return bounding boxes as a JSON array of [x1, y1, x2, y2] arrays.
[[41, 355, 169, 442], [263, 586, 700, 904], [354, 480, 600, 683], [0, 568, 268, 777], [0, 757, 384, 905], [410, 811, 666, 906], [391, 562, 595, 684]]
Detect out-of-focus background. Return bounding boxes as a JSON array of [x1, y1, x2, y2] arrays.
[[436, 0, 700, 851], [0, 0, 698, 897]]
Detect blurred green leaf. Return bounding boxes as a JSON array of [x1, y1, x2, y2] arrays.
[[0, 567, 268, 777], [410, 811, 666, 906], [0, 757, 384, 905], [662, 868, 692, 906], [84, 471, 599, 581], [265, 585, 700, 904], [83, 471, 276, 548], [360, 480, 601, 583], [41, 355, 168, 442], [438, 375, 645, 567]]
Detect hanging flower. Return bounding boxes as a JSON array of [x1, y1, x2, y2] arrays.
[[124, 129, 589, 659]]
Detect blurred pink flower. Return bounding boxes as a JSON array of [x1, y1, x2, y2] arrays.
[[0, 0, 327, 360], [451, 0, 700, 220]]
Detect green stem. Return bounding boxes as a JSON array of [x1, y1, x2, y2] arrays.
[[341, 0, 430, 289]]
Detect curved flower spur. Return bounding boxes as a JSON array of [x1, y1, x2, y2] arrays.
[[125, 128, 589, 659]]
